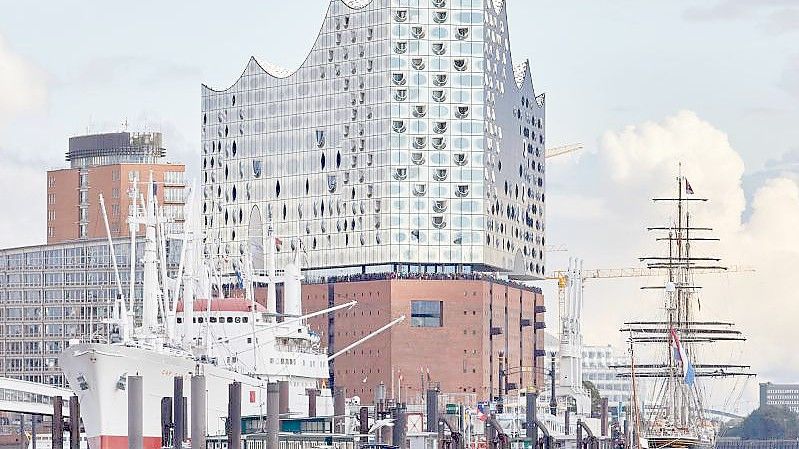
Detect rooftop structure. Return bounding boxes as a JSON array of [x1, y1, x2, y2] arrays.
[[66, 132, 165, 168], [201, 0, 546, 278], [47, 131, 185, 244]]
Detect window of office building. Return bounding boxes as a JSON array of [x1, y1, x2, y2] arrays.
[[410, 300, 443, 327]]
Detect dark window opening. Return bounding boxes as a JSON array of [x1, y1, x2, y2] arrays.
[[410, 300, 443, 327]]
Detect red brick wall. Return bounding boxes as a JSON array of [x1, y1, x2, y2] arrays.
[[47, 168, 79, 244], [46, 163, 184, 244], [300, 278, 545, 404]]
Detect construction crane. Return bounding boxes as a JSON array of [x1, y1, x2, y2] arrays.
[[545, 143, 583, 159], [546, 264, 754, 286], [545, 260, 754, 350], [537, 258, 754, 407]]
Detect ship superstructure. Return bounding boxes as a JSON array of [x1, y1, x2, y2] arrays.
[[58, 178, 355, 449], [617, 170, 753, 449]]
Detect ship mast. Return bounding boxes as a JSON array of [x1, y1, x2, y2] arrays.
[[615, 166, 754, 436]]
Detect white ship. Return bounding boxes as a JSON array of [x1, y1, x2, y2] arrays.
[[58, 179, 375, 449]]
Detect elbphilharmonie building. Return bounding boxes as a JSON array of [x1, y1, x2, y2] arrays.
[[201, 0, 546, 278]]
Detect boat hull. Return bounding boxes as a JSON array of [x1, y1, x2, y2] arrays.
[[647, 436, 714, 449], [59, 343, 333, 449]]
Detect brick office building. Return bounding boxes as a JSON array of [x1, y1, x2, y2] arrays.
[[0, 130, 184, 387], [46, 131, 185, 243], [302, 274, 545, 404]]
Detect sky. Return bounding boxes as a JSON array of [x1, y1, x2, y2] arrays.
[[1, 0, 798, 413]]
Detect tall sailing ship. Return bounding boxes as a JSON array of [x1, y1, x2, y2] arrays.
[[618, 171, 753, 449]]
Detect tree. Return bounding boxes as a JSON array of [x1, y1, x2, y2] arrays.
[[734, 405, 799, 439], [582, 380, 602, 417]]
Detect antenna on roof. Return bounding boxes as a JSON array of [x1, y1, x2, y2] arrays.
[[122, 118, 129, 132]]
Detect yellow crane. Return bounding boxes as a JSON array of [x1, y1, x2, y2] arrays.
[[545, 261, 754, 345], [547, 264, 754, 287]]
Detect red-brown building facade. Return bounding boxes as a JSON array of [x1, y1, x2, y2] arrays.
[[46, 132, 185, 244], [302, 275, 546, 404]]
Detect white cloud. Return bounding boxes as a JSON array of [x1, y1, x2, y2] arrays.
[[545, 110, 799, 413], [0, 33, 48, 247], [0, 35, 46, 120]]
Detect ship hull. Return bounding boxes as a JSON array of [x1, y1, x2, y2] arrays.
[[646, 436, 714, 449], [59, 343, 333, 449]]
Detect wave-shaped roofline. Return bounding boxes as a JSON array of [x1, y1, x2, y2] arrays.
[[202, 0, 543, 105], [203, 0, 375, 93], [491, 1, 543, 104]]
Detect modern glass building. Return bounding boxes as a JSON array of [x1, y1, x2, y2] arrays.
[[201, 0, 546, 278]]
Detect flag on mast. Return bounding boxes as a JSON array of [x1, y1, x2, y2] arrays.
[[684, 178, 694, 195], [670, 328, 696, 386]]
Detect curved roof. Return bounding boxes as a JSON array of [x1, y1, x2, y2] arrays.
[[341, 0, 372, 8], [204, 0, 376, 92], [176, 298, 267, 313]]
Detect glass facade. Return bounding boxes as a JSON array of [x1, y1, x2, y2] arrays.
[[201, 0, 545, 278], [0, 238, 159, 387]]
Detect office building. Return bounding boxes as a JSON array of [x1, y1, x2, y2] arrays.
[[46, 131, 186, 244], [582, 344, 630, 414], [302, 273, 546, 403], [201, 0, 546, 279], [0, 131, 184, 387], [760, 382, 799, 413], [0, 238, 142, 387]]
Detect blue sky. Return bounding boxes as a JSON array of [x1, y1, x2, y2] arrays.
[[1, 0, 798, 410]]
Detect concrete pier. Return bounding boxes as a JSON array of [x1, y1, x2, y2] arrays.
[[227, 382, 242, 449], [174, 376, 184, 448], [191, 375, 206, 449], [128, 376, 143, 449], [265, 383, 279, 449]]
